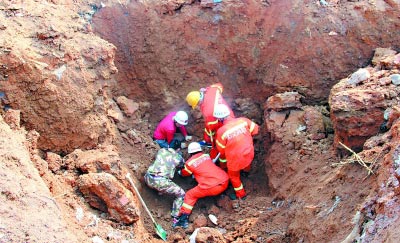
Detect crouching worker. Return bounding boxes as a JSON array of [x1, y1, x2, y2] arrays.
[[173, 142, 229, 229], [214, 104, 259, 200], [153, 111, 192, 150], [144, 148, 186, 226]]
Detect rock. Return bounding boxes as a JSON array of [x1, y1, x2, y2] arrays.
[[46, 152, 63, 173], [390, 74, 400, 85], [302, 106, 326, 140], [191, 227, 225, 243], [193, 214, 208, 228], [265, 92, 303, 111], [330, 88, 386, 151], [3, 109, 21, 130], [216, 195, 234, 212], [75, 207, 84, 222], [65, 146, 129, 182], [208, 205, 220, 215], [78, 172, 140, 224], [372, 48, 397, 66], [107, 99, 124, 123], [347, 68, 370, 86], [115, 96, 139, 117], [159, 0, 186, 14], [329, 61, 400, 152], [386, 106, 400, 130], [92, 236, 104, 243]]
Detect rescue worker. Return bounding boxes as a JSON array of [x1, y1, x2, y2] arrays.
[[213, 104, 259, 200], [173, 142, 229, 229], [144, 148, 186, 226], [186, 83, 234, 162], [153, 110, 192, 149]]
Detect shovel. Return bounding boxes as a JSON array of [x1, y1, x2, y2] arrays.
[[126, 173, 168, 241]]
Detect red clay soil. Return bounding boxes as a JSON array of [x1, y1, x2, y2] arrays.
[[1, 0, 400, 243]]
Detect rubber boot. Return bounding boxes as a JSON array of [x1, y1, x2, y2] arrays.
[[177, 214, 189, 229], [172, 217, 180, 228]]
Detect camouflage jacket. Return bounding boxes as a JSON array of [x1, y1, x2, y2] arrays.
[[146, 148, 184, 179]]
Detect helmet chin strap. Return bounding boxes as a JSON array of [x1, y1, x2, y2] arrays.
[[199, 92, 204, 103]]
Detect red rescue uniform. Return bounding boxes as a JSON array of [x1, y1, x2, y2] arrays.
[[200, 83, 235, 145], [179, 153, 229, 215], [215, 116, 259, 199]]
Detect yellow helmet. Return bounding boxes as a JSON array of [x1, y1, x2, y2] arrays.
[[186, 91, 201, 109]]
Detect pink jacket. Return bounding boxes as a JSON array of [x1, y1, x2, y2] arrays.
[[153, 111, 188, 143]]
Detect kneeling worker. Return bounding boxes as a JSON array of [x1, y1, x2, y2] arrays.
[[144, 148, 186, 226], [173, 142, 229, 228]]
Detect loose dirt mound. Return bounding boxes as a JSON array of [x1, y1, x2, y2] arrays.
[[1, 0, 400, 243]]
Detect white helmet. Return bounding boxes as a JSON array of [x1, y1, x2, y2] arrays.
[[188, 142, 202, 154], [174, 111, 188, 125], [213, 104, 230, 119]]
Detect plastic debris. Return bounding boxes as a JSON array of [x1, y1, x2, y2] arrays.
[[319, 0, 329, 6], [53, 65, 66, 80], [384, 108, 392, 120], [189, 228, 200, 243], [75, 207, 84, 222], [209, 214, 218, 225], [327, 196, 341, 215], [296, 125, 307, 134]]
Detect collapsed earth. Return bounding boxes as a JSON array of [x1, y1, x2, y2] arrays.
[[1, 0, 400, 242]]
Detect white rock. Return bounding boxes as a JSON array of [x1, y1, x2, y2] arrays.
[[347, 68, 370, 85], [75, 207, 84, 222], [92, 236, 104, 243], [390, 74, 400, 85]]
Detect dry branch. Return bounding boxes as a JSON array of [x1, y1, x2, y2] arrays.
[[333, 142, 374, 175]]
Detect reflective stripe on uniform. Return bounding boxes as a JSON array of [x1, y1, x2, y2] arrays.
[[204, 128, 213, 136], [207, 120, 219, 126], [182, 202, 193, 210], [216, 140, 225, 149], [183, 165, 192, 175], [234, 184, 244, 191], [187, 154, 208, 167], [219, 158, 227, 163], [221, 122, 247, 140], [210, 84, 223, 93], [249, 122, 256, 133]]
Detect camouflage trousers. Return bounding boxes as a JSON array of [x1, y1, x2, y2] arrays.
[[144, 173, 185, 218]]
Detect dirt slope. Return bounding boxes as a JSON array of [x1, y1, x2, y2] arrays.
[[1, 0, 400, 243]]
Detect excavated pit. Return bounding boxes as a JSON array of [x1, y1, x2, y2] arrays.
[[1, 0, 400, 242], [88, 1, 400, 242]]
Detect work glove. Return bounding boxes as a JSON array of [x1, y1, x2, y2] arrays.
[[185, 135, 192, 141], [180, 142, 187, 149]]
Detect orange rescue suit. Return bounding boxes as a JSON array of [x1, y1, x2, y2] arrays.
[[215, 116, 259, 199], [179, 153, 229, 214], [215, 117, 259, 171], [200, 83, 235, 144]]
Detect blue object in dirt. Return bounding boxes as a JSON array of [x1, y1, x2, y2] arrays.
[[213, 0, 222, 3], [198, 140, 212, 147]]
